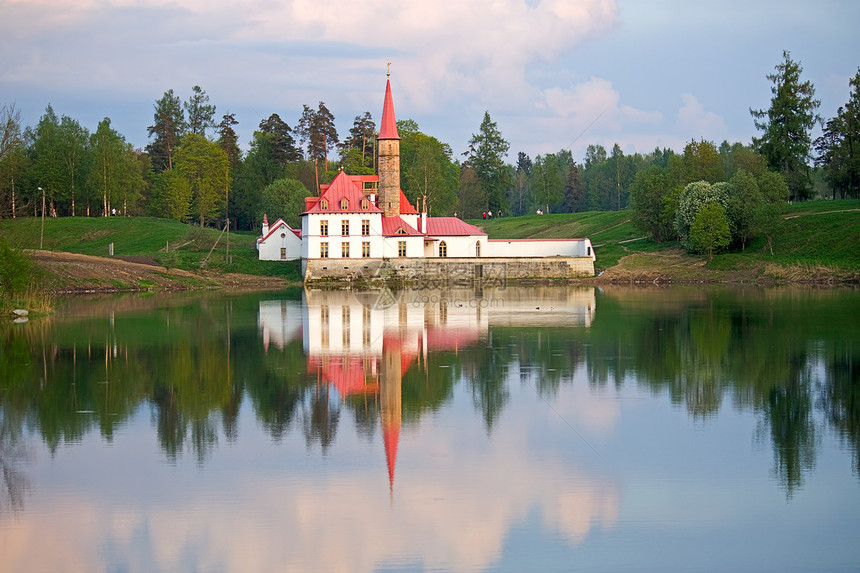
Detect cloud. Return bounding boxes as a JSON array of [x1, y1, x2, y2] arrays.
[[526, 77, 663, 156], [4, 410, 620, 572], [675, 93, 727, 140]]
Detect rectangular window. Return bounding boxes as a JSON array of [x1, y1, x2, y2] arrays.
[[398, 240, 407, 257], [362, 241, 370, 258], [341, 242, 350, 258], [320, 242, 329, 258], [342, 220, 349, 236], [280, 247, 286, 260], [320, 220, 328, 237], [361, 219, 370, 236]]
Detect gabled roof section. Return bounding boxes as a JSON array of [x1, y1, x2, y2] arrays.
[[381, 216, 422, 236], [425, 217, 487, 237], [258, 218, 301, 243], [304, 171, 382, 215], [378, 78, 400, 140], [398, 190, 418, 214]]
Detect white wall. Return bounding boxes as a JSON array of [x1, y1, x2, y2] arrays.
[[258, 221, 303, 260], [303, 213, 385, 259], [484, 238, 595, 260], [382, 235, 424, 258]]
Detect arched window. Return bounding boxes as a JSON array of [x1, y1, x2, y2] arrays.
[[439, 241, 447, 258], [475, 241, 481, 257]]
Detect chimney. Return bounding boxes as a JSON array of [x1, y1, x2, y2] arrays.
[[262, 214, 269, 236], [421, 198, 427, 234]]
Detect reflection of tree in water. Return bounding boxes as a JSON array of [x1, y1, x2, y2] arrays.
[[1, 290, 859, 499], [0, 412, 30, 513], [461, 334, 510, 433], [759, 380, 817, 498], [301, 384, 340, 452], [821, 343, 860, 476]]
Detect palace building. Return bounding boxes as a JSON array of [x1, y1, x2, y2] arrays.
[[257, 75, 596, 283]]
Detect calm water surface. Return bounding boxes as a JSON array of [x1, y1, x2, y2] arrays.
[[1, 286, 858, 572]]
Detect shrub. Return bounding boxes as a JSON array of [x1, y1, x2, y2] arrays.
[[0, 239, 32, 303]]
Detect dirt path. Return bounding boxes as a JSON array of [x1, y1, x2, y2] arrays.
[[28, 250, 289, 293]]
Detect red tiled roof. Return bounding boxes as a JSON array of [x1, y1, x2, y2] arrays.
[[398, 190, 418, 214], [424, 217, 486, 237], [304, 171, 382, 215], [381, 216, 422, 236], [379, 78, 400, 140]]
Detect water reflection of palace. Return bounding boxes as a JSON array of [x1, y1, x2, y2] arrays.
[[258, 287, 597, 491]]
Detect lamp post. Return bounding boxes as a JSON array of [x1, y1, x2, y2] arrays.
[[38, 187, 45, 249]]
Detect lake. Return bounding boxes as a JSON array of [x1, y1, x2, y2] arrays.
[[1, 285, 858, 572]]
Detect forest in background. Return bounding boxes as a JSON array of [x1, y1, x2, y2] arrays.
[[0, 52, 858, 260]]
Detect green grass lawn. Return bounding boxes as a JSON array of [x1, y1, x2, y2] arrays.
[[0, 216, 303, 282]]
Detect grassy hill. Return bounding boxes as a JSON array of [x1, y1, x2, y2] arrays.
[[0, 216, 303, 282]]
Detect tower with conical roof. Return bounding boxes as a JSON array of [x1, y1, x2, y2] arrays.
[[378, 70, 401, 217]]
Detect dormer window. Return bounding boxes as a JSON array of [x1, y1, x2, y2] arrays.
[[361, 198, 369, 210], [320, 199, 328, 211], [340, 198, 349, 210], [396, 228, 407, 235]]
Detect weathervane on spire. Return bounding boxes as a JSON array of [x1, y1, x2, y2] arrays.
[[387, 61, 391, 77]]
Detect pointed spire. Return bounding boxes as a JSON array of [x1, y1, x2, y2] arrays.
[[383, 424, 400, 495], [379, 76, 400, 140]]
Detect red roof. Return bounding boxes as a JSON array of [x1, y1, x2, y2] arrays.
[[258, 217, 301, 242], [379, 78, 400, 140], [308, 356, 380, 397], [381, 216, 422, 236], [425, 217, 486, 237], [398, 190, 418, 214], [304, 171, 382, 215]]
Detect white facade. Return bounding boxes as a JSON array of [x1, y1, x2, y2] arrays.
[[302, 212, 386, 260], [484, 238, 595, 260], [257, 218, 303, 261]]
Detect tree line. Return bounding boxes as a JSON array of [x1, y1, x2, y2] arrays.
[[0, 52, 857, 243]]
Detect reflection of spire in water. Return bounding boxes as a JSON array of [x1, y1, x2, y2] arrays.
[[381, 336, 403, 497], [263, 287, 598, 496]]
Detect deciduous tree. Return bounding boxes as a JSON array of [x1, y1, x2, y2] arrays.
[[89, 118, 144, 217], [175, 134, 229, 226], [258, 178, 310, 229], [689, 202, 731, 261], [57, 116, 90, 216]]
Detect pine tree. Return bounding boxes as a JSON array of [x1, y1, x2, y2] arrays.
[[463, 111, 510, 213], [147, 90, 186, 173], [185, 86, 216, 136], [751, 51, 820, 200]]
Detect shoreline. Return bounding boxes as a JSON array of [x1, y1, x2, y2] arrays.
[[23, 249, 859, 297]]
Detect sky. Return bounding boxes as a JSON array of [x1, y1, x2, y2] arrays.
[[1, 0, 858, 164]]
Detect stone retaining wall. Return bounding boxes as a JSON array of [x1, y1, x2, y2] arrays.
[[303, 256, 594, 286]]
